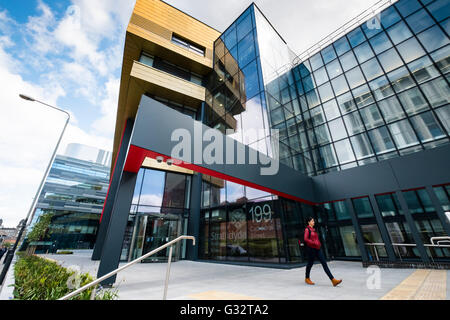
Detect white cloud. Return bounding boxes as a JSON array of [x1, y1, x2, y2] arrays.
[[90, 77, 120, 138]]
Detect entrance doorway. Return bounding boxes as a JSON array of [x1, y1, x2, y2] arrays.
[[129, 213, 183, 262]]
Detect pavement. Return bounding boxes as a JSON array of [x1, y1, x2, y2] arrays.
[[37, 251, 450, 300]]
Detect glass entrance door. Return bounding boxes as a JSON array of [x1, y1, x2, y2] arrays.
[[130, 213, 182, 262]]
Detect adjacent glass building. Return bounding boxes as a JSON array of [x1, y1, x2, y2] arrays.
[[30, 145, 111, 250], [95, 0, 450, 282]]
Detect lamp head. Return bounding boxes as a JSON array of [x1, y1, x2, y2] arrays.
[[19, 94, 35, 102]]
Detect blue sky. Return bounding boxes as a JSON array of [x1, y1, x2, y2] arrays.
[[0, 0, 378, 227]]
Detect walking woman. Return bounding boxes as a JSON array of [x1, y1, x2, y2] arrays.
[[303, 217, 342, 286]]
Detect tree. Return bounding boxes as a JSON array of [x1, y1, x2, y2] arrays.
[[26, 213, 53, 256]]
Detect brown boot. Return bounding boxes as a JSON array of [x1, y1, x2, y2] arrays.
[[305, 278, 315, 285], [331, 278, 342, 287]]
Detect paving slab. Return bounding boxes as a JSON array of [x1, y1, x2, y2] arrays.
[[38, 252, 448, 300]]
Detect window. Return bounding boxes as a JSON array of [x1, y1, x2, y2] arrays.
[[354, 42, 374, 63], [326, 59, 343, 79], [335, 139, 355, 164], [344, 111, 364, 135], [337, 92, 356, 114], [405, 9, 435, 34], [340, 50, 358, 71], [236, 10, 253, 41], [361, 57, 384, 81], [139, 52, 154, 66], [306, 90, 320, 108], [310, 52, 324, 70], [237, 31, 256, 67], [347, 27, 366, 48], [395, 0, 421, 18], [387, 66, 415, 94], [427, 0, 450, 22], [172, 34, 205, 56], [352, 197, 374, 218], [361, 15, 382, 39], [321, 45, 337, 64], [360, 104, 384, 129], [313, 67, 329, 86], [317, 144, 338, 167], [334, 36, 351, 56], [378, 48, 404, 73], [224, 26, 237, 50], [420, 77, 450, 107], [388, 119, 419, 149], [410, 111, 446, 142], [345, 67, 365, 89], [322, 99, 340, 120], [331, 75, 350, 96], [378, 96, 405, 123], [430, 45, 450, 74], [387, 21, 413, 45], [397, 87, 429, 115], [435, 106, 450, 134], [351, 133, 374, 159], [242, 60, 260, 99], [368, 126, 396, 154], [139, 169, 165, 207], [311, 106, 326, 126], [369, 76, 395, 100], [315, 124, 332, 145], [318, 83, 334, 103], [397, 37, 426, 63], [381, 6, 402, 28], [409, 56, 440, 84], [417, 25, 450, 52], [352, 84, 374, 107], [370, 32, 392, 54], [328, 118, 348, 141]]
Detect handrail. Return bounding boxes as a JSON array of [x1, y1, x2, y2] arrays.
[[364, 241, 450, 263], [430, 236, 450, 245], [59, 235, 195, 300], [291, 0, 398, 66]]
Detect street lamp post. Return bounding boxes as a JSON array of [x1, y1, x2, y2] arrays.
[[0, 94, 70, 286]]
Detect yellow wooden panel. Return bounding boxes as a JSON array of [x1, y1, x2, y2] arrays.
[[130, 61, 205, 101]]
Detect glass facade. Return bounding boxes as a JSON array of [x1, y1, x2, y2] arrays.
[[31, 155, 110, 250], [257, 0, 450, 175], [120, 168, 191, 262], [199, 177, 322, 264]]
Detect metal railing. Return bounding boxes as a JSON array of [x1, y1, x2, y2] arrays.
[[291, 0, 398, 66], [364, 239, 450, 263], [59, 235, 195, 300]]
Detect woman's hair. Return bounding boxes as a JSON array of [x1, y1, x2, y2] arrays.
[[306, 216, 315, 225]]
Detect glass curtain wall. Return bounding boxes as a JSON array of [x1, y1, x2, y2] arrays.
[[263, 0, 450, 176]]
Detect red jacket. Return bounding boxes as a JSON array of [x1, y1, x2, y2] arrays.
[[304, 226, 321, 249]]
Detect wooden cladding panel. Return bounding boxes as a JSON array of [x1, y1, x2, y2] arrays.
[[130, 61, 206, 102], [133, 0, 220, 49]]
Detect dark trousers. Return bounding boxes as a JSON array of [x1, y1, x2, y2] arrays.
[[305, 246, 334, 280]]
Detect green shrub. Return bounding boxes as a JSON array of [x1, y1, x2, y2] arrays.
[[13, 253, 117, 300]]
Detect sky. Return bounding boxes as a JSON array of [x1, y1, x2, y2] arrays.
[[0, 0, 380, 228]]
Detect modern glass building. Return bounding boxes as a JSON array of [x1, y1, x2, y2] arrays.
[[30, 144, 111, 250], [92, 0, 450, 284]]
